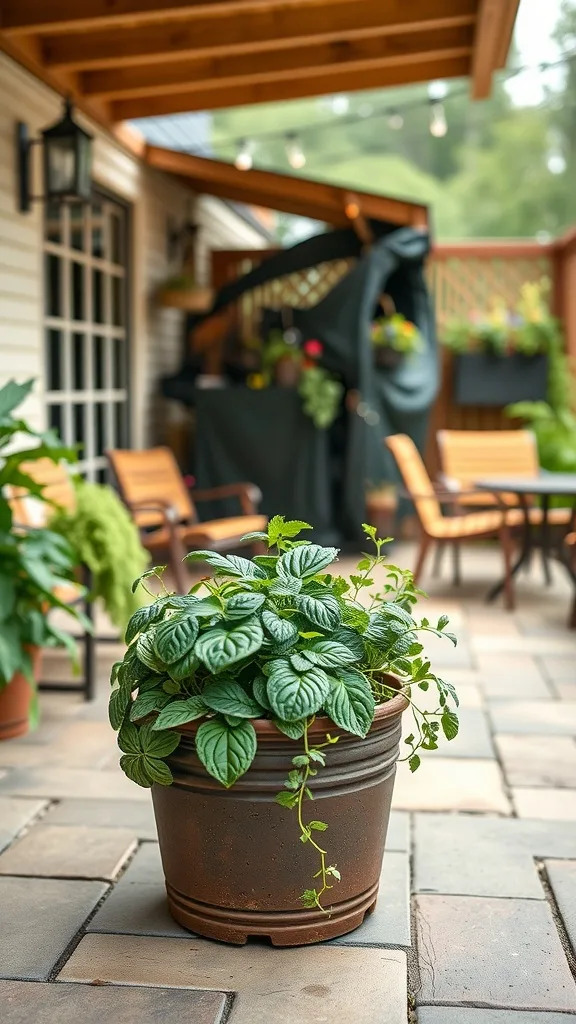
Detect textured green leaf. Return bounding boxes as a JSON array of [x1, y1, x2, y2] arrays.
[[303, 640, 358, 668], [0, 378, 34, 420], [441, 709, 459, 741], [331, 625, 366, 659], [269, 575, 302, 597], [290, 652, 312, 672], [108, 681, 131, 730], [138, 721, 181, 758], [225, 591, 265, 620], [252, 674, 273, 711], [131, 566, 167, 594], [154, 614, 199, 664], [195, 618, 263, 672], [195, 717, 257, 787], [153, 696, 207, 730], [125, 601, 166, 645], [409, 754, 421, 772], [166, 595, 223, 617], [120, 753, 173, 787], [261, 608, 299, 646], [252, 554, 280, 574], [167, 648, 199, 682], [296, 591, 341, 630], [136, 630, 164, 672], [202, 678, 264, 718], [118, 720, 141, 754], [185, 551, 266, 580], [266, 659, 330, 721], [0, 621, 22, 684], [129, 688, 171, 722], [0, 575, 15, 623], [273, 718, 306, 739], [277, 543, 338, 579], [239, 530, 269, 543], [324, 668, 375, 737]]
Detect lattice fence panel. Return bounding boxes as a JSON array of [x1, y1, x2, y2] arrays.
[[428, 254, 553, 332]]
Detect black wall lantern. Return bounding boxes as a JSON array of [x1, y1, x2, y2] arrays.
[[17, 97, 93, 213]]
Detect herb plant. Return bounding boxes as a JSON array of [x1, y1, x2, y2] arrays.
[[110, 517, 459, 908], [0, 379, 90, 707]]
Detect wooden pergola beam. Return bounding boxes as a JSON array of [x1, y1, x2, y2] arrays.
[[42, 0, 476, 71], [80, 26, 473, 101], [471, 0, 520, 99], [112, 53, 470, 119], [146, 146, 429, 228]]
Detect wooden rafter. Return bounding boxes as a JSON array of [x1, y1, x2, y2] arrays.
[[145, 145, 429, 228], [112, 54, 471, 119], [81, 26, 474, 101], [471, 0, 521, 99]]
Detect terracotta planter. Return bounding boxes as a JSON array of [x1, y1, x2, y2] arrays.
[[152, 683, 407, 946], [274, 356, 301, 388], [0, 650, 39, 741], [366, 497, 397, 540]]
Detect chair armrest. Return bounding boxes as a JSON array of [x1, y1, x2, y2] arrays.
[[127, 498, 180, 526], [190, 482, 263, 516]]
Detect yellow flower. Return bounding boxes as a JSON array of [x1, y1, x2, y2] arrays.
[[247, 373, 266, 389]]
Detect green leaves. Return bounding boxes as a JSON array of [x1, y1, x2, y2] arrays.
[[129, 687, 170, 722], [324, 669, 375, 737], [136, 630, 164, 673], [0, 378, 34, 421], [154, 614, 199, 664], [266, 659, 330, 721], [261, 608, 299, 646], [195, 618, 264, 672], [441, 709, 459, 741], [202, 678, 263, 718], [303, 640, 358, 668], [267, 516, 312, 548], [195, 717, 257, 787], [125, 602, 166, 644], [277, 543, 338, 580], [296, 590, 341, 630], [225, 592, 265, 620], [184, 550, 266, 580], [118, 721, 180, 788], [153, 696, 206, 730]]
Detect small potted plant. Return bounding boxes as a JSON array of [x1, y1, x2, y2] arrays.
[[365, 482, 398, 539], [370, 293, 423, 370], [110, 516, 459, 946], [0, 379, 90, 739]]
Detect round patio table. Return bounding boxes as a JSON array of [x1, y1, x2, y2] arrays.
[[474, 473, 576, 602]]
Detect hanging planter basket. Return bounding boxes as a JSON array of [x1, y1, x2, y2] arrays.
[[453, 352, 549, 407]]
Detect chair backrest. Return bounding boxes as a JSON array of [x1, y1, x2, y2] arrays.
[[437, 429, 538, 502], [9, 458, 76, 527], [384, 434, 441, 534], [107, 447, 195, 529]]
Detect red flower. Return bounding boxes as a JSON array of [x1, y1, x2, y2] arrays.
[[303, 339, 323, 358]]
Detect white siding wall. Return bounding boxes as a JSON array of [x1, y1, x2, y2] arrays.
[[0, 52, 266, 445]]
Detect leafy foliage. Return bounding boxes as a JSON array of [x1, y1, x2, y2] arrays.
[[110, 514, 459, 908], [0, 379, 88, 696]]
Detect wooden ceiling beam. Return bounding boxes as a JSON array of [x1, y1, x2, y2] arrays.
[[146, 146, 429, 227], [80, 26, 474, 100], [471, 0, 520, 99], [111, 53, 470, 118], [42, 0, 477, 71]]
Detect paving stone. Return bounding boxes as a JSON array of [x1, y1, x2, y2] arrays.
[[58, 933, 408, 1024], [332, 851, 410, 948], [393, 758, 511, 814], [538, 656, 576, 683], [0, 824, 137, 881], [473, 635, 576, 657], [488, 701, 576, 735], [415, 894, 576, 1011], [385, 810, 409, 852], [47, 798, 158, 839], [0, 980, 227, 1024], [554, 681, 576, 700], [420, 708, 494, 759], [0, 722, 117, 771], [0, 876, 106, 980], [495, 734, 576, 787], [452, 682, 484, 709], [419, 628, 474, 668], [475, 654, 552, 699], [414, 813, 576, 899], [466, 612, 522, 636], [419, 1009, 576, 1023], [513, 788, 576, 820], [88, 842, 187, 936], [0, 797, 47, 853], [0, 766, 150, 800], [546, 859, 576, 948]]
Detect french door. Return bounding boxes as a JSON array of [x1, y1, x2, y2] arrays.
[[43, 192, 130, 481]]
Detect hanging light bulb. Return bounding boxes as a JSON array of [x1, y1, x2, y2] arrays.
[[429, 101, 448, 138], [234, 139, 252, 170], [387, 109, 404, 130], [285, 132, 306, 170]]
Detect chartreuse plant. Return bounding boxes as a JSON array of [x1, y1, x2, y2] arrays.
[[111, 516, 459, 909]]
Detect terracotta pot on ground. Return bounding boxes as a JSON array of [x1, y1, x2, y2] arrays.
[[274, 356, 301, 388], [366, 493, 398, 540], [152, 682, 407, 947], [0, 649, 39, 741]]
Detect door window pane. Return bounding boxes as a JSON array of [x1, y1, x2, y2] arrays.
[[48, 404, 63, 438], [72, 333, 85, 390], [73, 403, 85, 453], [45, 255, 61, 316], [93, 269, 104, 323], [111, 276, 124, 327], [92, 201, 105, 258], [71, 262, 85, 321], [71, 205, 84, 252], [94, 335, 105, 389], [45, 201, 62, 245], [110, 214, 122, 265], [95, 403, 106, 456], [46, 329, 62, 390], [112, 337, 124, 388]]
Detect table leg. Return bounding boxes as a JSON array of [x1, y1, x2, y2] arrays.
[[486, 497, 532, 603], [540, 494, 552, 586]]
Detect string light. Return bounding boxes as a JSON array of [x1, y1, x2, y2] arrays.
[[387, 109, 404, 130], [234, 138, 253, 170], [285, 132, 306, 169], [429, 100, 448, 137]]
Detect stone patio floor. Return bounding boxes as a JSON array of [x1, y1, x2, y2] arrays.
[[1, 541, 576, 1022]]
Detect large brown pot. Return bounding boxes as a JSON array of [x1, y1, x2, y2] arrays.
[[0, 652, 38, 741], [152, 684, 407, 946]]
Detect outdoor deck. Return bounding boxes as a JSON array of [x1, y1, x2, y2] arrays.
[[1, 541, 576, 1023]]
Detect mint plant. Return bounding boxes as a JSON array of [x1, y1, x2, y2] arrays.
[[111, 517, 459, 908]]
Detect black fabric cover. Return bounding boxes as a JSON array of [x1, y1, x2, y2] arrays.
[[164, 225, 438, 543]]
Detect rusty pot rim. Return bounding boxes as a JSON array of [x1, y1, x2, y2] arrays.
[[173, 673, 408, 739]]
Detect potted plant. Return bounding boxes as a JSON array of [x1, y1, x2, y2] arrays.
[[0, 380, 90, 739], [371, 312, 423, 369], [110, 516, 459, 946], [443, 279, 557, 406], [365, 482, 398, 539]]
